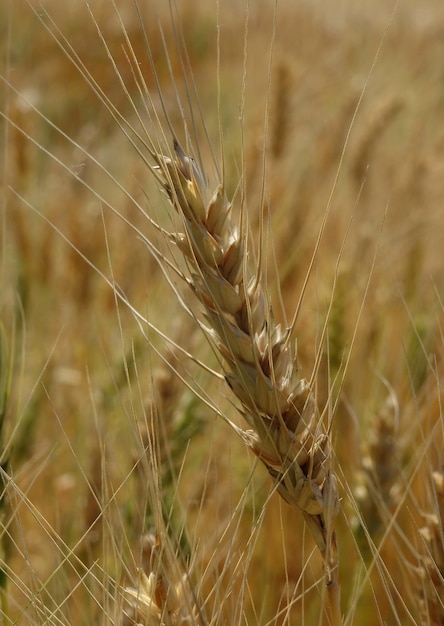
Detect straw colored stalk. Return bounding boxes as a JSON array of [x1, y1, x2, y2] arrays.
[[149, 139, 341, 623]]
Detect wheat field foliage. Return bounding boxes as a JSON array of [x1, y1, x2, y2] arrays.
[[1, 0, 444, 624]]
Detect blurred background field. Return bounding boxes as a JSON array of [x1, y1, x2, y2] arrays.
[[1, 1, 444, 624]]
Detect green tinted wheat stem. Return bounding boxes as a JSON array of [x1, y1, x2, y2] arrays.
[[147, 139, 342, 623]]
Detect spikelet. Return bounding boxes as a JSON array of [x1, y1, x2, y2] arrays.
[[152, 140, 340, 584]]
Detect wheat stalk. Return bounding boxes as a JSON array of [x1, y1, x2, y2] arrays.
[[146, 138, 342, 623]]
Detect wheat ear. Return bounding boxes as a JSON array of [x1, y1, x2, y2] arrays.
[[151, 139, 341, 622], [124, 532, 203, 626], [417, 470, 444, 626]]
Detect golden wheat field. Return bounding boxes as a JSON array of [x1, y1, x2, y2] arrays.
[[1, 0, 444, 624]]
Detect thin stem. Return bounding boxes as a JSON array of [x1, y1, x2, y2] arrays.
[[326, 530, 342, 626]]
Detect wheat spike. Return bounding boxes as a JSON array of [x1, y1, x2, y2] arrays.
[[418, 470, 444, 626], [123, 532, 203, 626], [150, 139, 341, 618]]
